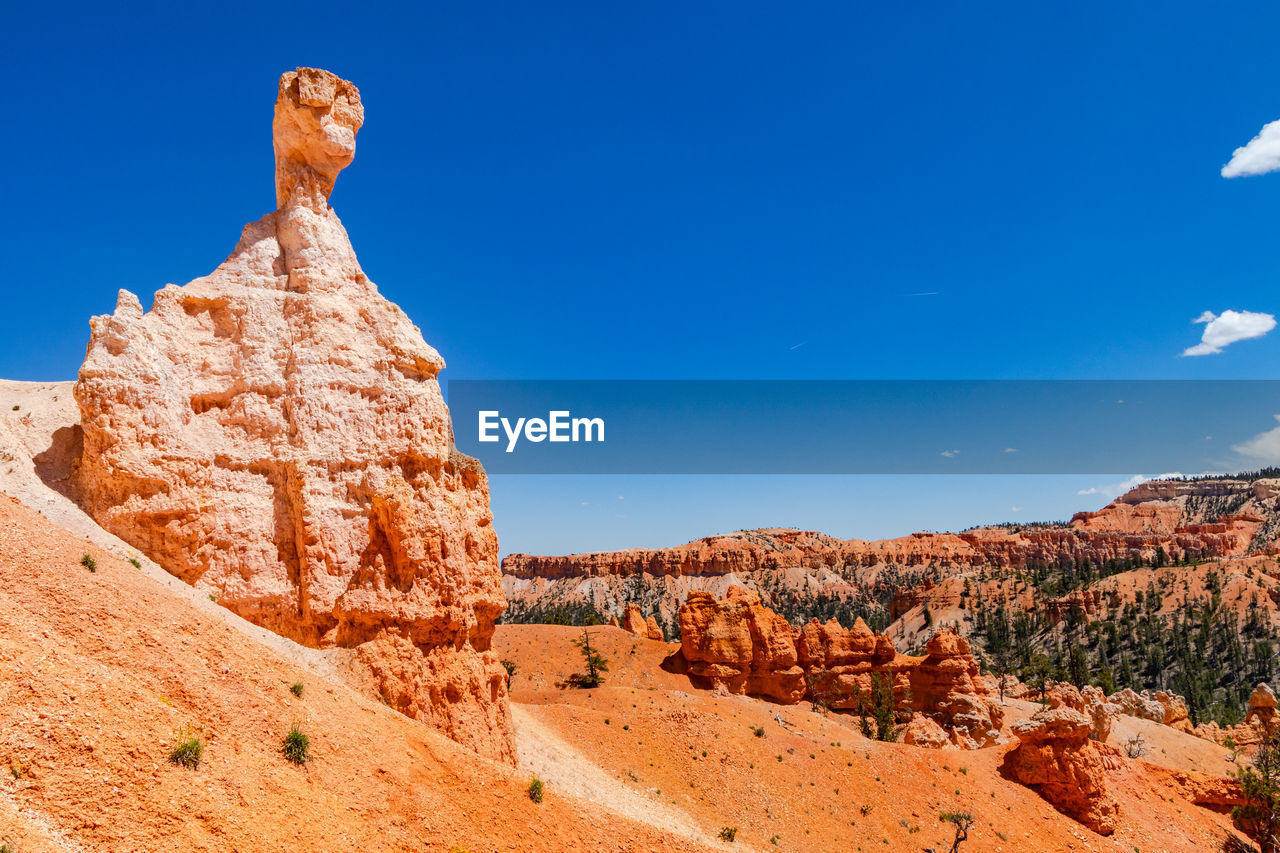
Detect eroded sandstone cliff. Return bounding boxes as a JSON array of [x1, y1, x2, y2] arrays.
[[73, 68, 513, 762], [503, 479, 1280, 632]]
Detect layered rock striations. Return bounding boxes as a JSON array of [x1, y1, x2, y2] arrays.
[[73, 68, 513, 762], [668, 587, 1003, 747], [503, 479, 1280, 629]]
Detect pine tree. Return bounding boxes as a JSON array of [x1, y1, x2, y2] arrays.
[[570, 630, 610, 688], [872, 670, 897, 742], [1233, 728, 1280, 852]]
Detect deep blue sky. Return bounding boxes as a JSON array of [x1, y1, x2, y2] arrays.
[[4, 3, 1279, 554]]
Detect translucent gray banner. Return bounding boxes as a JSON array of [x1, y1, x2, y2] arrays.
[[446, 380, 1280, 474]]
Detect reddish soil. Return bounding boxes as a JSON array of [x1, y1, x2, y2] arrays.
[[0, 494, 709, 853], [495, 623, 1254, 852]]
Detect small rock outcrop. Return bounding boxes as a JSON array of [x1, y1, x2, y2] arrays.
[[73, 68, 513, 763], [1107, 688, 1166, 723], [677, 587, 806, 703], [1044, 683, 1118, 743], [911, 629, 1004, 748], [1007, 707, 1120, 835], [1197, 682, 1279, 748], [620, 603, 649, 636], [617, 603, 666, 641], [1151, 690, 1192, 732], [1245, 683, 1278, 727], [670, 588, 1002, 747]]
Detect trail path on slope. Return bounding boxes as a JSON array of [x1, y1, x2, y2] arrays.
[[0, 379, 345, 683], [512, 705, 728, 850]]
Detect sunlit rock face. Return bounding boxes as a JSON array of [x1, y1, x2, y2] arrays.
[[73, 67, 514, 763]]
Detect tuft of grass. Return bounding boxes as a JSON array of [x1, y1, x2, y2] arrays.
[[752, 726, 765, 738], [80, 554, 96, 573], [528, 776, 544, 803], [290, 682, 304, 698], [128, 557, 141, 568], [282, 722, 310, 765], [718, 827, 738, 842], [168, 724, 204, 769]]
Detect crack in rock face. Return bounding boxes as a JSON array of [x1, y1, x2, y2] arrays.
[[72, 67, 514, 764]]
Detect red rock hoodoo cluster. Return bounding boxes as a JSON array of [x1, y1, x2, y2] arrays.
[[669, 586, 1003, 748]]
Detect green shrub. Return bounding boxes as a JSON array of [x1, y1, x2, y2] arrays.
[[718, 827, 738, 842], [290, 682, 304, 698], [752, 726, 765, 738], [282, 722, 310, 764], [80, 554, 96, 573], [128, 557, 141, 568], [169, 725, 204, 769], [527, 776, 544, 803]]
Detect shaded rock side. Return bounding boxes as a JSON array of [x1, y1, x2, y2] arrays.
[[72, 67, 513, 763]]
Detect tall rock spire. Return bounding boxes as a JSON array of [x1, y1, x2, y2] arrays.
[[73, 68, 514, 763]]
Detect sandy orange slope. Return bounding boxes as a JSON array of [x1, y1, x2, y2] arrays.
[[0, 494, 710, 853], [495, 622, 1255, 853]]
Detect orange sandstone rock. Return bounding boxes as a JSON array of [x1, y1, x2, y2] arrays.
[[1007, 707, 1120, 835], [1245, 683, 1278, 727], [911, 628, 1003, 747], [621, 603, 648, 636], [676, 587, 806, 703], [72, 68, 513, 763], [672, 591, 1001, 746]]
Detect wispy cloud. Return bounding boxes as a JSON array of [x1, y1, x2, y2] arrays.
[[1077, 473, 1182, 498], [1182, 309, 1275, 356], [1010, 506, 1023, 513], [1223, 118, 1280, 178], [1233, 415, 1280, 466], [1003, 447, 1018, 453], [789, 342, 806, 351], [940, 449, 960, 458]]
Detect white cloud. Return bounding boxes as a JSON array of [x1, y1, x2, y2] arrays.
[[1077, 473, 1182, 498], [1182, 309, 1276, 356], [1233, 415, 1280, 466], [940, 450, 960, 458], [1003, 447, 1018, 453], [1223, 118, 1280, 178], [1010, 506, 1023, 513]]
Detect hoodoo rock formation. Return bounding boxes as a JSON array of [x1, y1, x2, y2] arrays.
[[668, 587, 1003, 747], [1006, 706, 1121, 835], [72, 68, 514, 762], [675, 587, 807, 703]]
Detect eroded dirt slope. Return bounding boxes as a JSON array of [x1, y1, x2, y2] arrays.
[[0, 494, 712, 852], [495, 623, 1254, 853]]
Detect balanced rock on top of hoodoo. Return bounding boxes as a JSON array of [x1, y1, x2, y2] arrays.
[[73, 68, 514, 764]]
